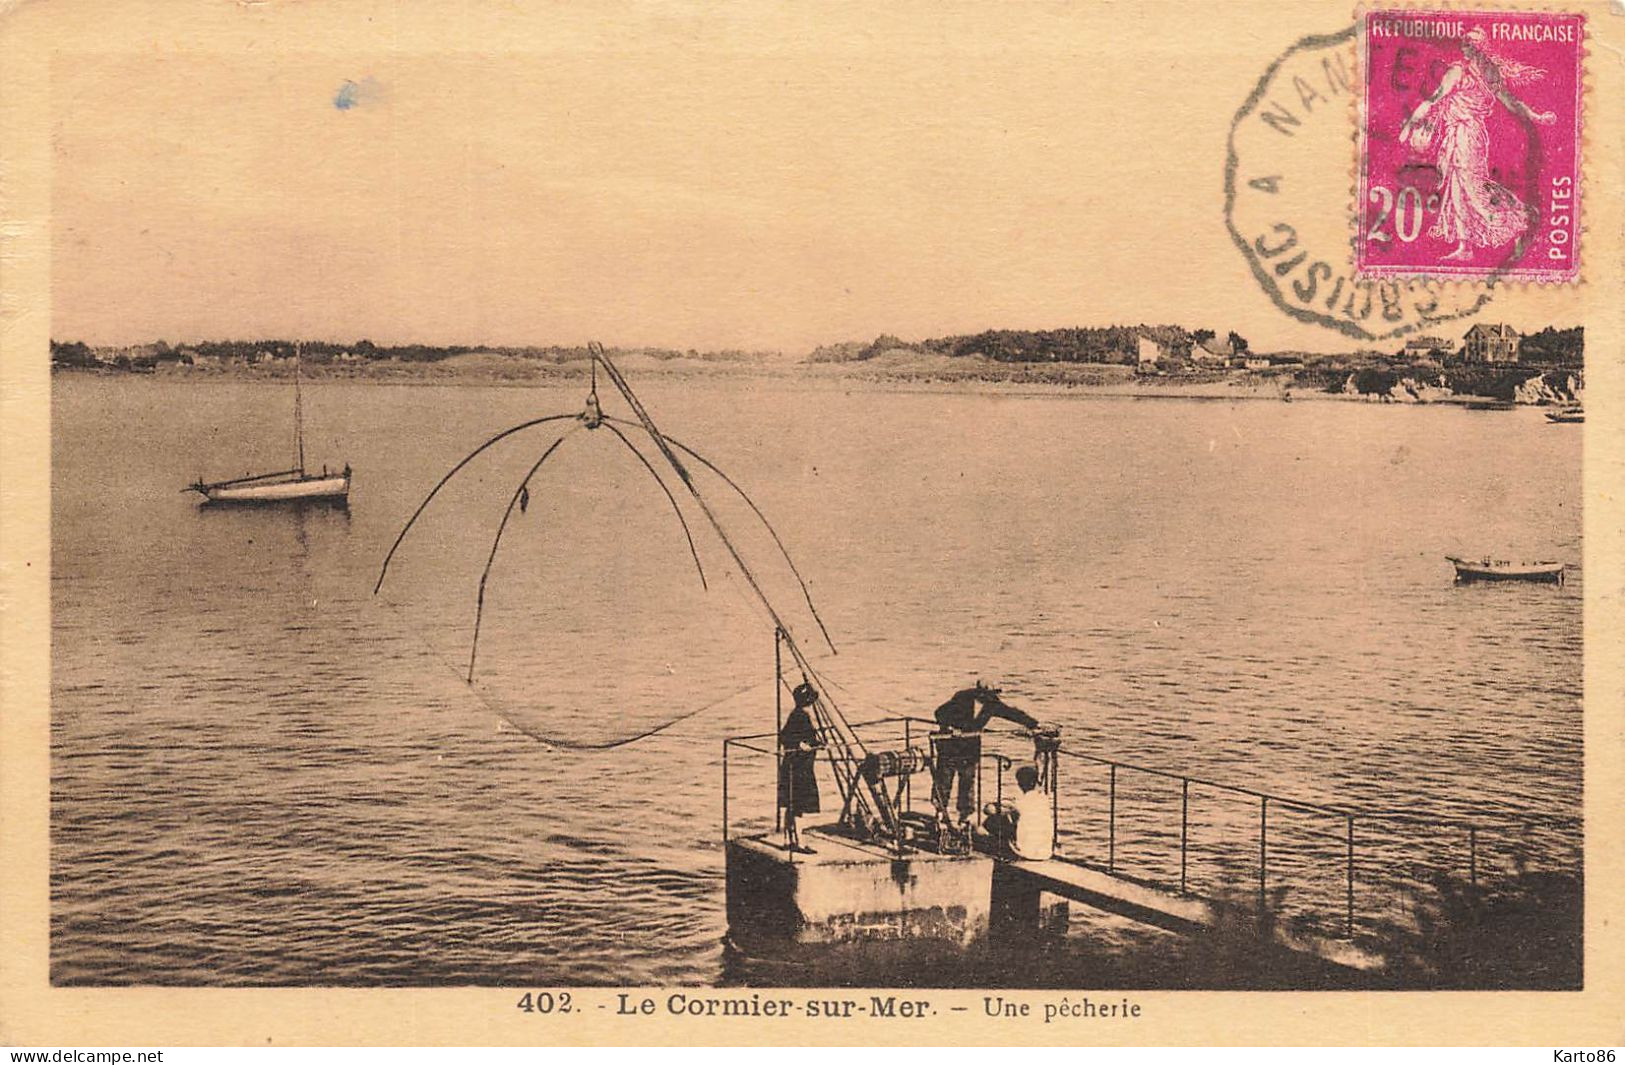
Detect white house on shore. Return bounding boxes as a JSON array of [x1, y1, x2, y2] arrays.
[[1190, 338, 1234, 366], [1461, 324, 1520, 363], [1403, 335, 1456, 357]]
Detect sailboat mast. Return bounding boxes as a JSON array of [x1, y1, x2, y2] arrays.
[[293, 342, 306, 475]]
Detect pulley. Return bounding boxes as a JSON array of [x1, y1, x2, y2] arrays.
[[859, 747, 930, 781]]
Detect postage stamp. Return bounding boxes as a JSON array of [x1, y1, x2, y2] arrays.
[[1356, 10, 1584, 282]]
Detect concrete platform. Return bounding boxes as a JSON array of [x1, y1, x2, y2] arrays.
[[726, 826, 994, 949], [724, 826, 1381, 973]]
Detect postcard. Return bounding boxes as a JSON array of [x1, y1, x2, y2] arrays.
[[2, 0, 1622, 1047]]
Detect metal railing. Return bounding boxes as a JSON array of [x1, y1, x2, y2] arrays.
[[1050, 747, 1361, 934], [723, 716, 1582, 941], [1047, 741, 1581, 939]]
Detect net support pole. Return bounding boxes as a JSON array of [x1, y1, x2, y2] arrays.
[[774, 628, 783, 834], [1345, 815, 1356, 939], [1180, 777, 1190, 896], [1259, 796, 1269, 918], [1108, 763, 1117, 873]]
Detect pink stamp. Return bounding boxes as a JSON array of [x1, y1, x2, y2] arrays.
[[1358, 10, 1583, 282]]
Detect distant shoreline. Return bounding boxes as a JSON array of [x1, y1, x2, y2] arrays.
[[49, 324, 1584, 406], [51, 355, 1584, 407]]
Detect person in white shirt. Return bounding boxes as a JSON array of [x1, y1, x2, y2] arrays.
[[986, 764, 1054, 861]]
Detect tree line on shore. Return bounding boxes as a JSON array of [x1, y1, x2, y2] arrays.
[[809, 325, 1213, 365], [809, 323, 1582, 369], [48, 338, 773, 370], [51, 323, 1584, 375], [1508, 325, 1584, 366]]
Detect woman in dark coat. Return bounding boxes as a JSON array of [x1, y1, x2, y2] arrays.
[[778, 682, 824, 854]]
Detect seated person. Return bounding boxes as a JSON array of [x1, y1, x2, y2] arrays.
[[984, 764, 1054, 861]]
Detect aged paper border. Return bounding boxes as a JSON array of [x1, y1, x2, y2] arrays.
[[3, 0, 1622, 1046]]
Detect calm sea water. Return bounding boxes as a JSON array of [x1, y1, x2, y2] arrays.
[[50, 373, 1582, 986]]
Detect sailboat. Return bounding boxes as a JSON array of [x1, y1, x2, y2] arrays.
[[185, 344, 351, 505]]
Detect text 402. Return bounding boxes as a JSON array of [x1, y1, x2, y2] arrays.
[[516, 991, 574, 1014]]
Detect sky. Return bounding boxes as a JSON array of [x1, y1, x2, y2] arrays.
[[46, 1, 1581, 354]]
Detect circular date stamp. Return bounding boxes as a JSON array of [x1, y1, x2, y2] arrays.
[[1226, 25, 1489, 341]]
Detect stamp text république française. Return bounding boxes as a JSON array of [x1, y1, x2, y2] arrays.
[[1369, 18, 1580, 43]]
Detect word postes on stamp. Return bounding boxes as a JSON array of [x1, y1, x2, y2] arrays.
[[1357, 10, 1583, 283]]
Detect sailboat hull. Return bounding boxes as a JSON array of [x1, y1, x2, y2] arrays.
[[1446, 556, 1565, 583], [198, 472, 350, 504]]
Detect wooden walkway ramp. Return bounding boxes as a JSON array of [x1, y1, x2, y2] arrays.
[[999, 856, 1385, 972]]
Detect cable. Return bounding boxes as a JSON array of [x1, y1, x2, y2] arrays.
[[605, 415, 836, 655], [468, 427, 579, 681], [602, 422, 707, 590], [375, 412, 581, 595]]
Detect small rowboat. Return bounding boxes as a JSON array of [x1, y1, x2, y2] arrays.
[[1446, 556, 1565, 584], [1545, 407, 1584, 424]]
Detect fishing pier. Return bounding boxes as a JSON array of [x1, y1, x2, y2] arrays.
[[369, 346, 1579, 983], [723, 714, 1580, 975]]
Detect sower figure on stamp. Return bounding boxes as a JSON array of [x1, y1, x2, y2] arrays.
[[930, 683, 1040, 830], [778, 681, 824, 855], [1399, 27, 1555, 262]]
